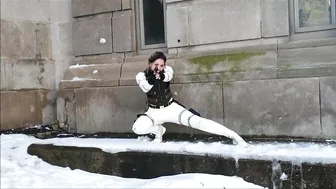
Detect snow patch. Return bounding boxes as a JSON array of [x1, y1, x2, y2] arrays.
[[280, 173, 288, 180], [71, 77, 99, 81], [69, 64, 95, 69]]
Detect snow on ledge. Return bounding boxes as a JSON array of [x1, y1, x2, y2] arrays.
[[25, 135, 336, 164], [69, 64, 95, 69]]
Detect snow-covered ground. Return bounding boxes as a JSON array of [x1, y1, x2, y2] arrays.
[[1, 134, 267, 189]]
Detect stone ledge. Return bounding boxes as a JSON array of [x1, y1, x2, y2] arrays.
[[27, 143, 336, 189]]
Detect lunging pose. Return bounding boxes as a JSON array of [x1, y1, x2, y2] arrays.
[[132, 51, 247, 146]]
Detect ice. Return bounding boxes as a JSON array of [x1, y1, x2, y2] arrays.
[[1, 134, 267, 189]]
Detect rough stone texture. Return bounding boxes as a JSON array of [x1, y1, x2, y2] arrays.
[[36, 90, 56, 124], [122, 0, 131, 10], [188, 0, 261, 45], [75, 86, 147, 133], [73, 13, 113, 56], [50, 0, 72, 23], [72, 0, 91, 17], [1, 20, 51, 59], [28, 144, 336, 189], [320, 77, 336, 139], [72, 0, 122, 17], [119, 61, 149, 86], [112, 10, 133, 53], [0, 90, 55, 130], [57, 89, 76, 132], [0, 59, 6, 90], [166, 82, 224, 134], [302, 163, 336, 189], [278, 46, 336, 78], [0, 91, 37, 130], [55, 58, 73, 90], [1, 0, 50, 22], [166, 1, 189, 48], [3, 59, 55, 90], [237, 159, 273, 188], [261, 0, 289, 37], [172, 51, 277, 83], [278, 46, 336, 68], [92, 0, 121, 14], [51, 22, 73, 59], [223, 78, 321, 137]]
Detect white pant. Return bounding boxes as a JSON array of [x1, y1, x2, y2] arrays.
[[132, 101, 247, 145]]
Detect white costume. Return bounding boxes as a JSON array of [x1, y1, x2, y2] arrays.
[[133, 65, 247, 146]]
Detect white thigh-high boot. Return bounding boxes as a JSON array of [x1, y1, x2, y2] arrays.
[[167, 102, 247, 146]]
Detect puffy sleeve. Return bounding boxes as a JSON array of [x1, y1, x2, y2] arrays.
[[135, 72, 153, 93], [163, 65, 174, 82]]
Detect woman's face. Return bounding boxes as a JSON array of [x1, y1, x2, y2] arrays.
[[150, 58, 165, 73]]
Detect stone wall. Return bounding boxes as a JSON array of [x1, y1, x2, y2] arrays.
[[58, 40, 336, 139], [72, 0, 135, 58], [166, 0, 290, 54], [0, 0, 72, 130]]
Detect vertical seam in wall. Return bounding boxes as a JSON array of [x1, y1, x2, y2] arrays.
[[111, 12, 114, 53], [222, 81, 225, 125], [35, 91, 39, 124], [3, 59, 7, 90], [118, 55, 126, 86], [319, 78, 323, 133]]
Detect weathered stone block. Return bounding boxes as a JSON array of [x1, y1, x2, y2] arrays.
[[51, 22, 73, 59], [166, 1, 189, 48], [72, 0, 92, 17], [0, 59, 6, 90], [1, 20, 51, 59], [92, 0, 121, 14], [320, 77, 336, 139], [57, 89, 76, 132], [119, 61, 149, 86], [183, 156, 236, 176], [261, 0, 289, 37], [164, 82, 224, 135], [302, 163, 336, 189], [0, 91, 37, 130], [237, 159, 272, 188], [112, 10, 133, 52], [55, 57, 73, 90], [223, 78, 321, 137], [172, 51, 277, 83], [73, 13, 113, 56], [188, 0, 261, 45], [36, 90, 56, 124], [4, 59, 55, 90], [50, 0, 72, 23], [1, 0, 50, 22], [122, 0, 131, 10], [278, 46, 336, 70], [75, 86, 147, 133]]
